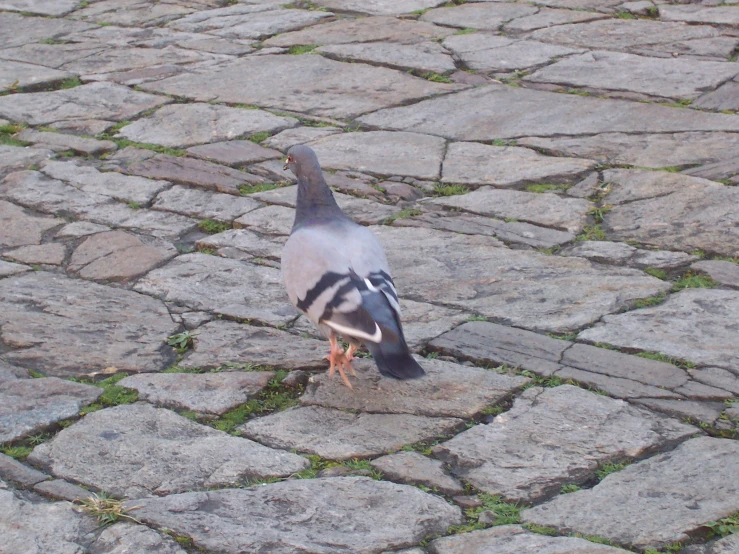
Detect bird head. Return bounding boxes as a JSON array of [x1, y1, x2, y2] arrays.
[[283, 145, 321, 179]]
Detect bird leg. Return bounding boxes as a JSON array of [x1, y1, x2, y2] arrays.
[[343, 343, 358, 376], [325, 331, 354, 389]]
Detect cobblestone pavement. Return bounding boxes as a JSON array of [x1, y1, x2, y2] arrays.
[[1, 0, 738, 553]]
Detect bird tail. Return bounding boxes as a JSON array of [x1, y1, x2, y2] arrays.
[[366, 336, 425, 380]]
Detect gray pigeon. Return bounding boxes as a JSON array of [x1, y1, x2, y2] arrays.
[[281, 145, 424, 388]]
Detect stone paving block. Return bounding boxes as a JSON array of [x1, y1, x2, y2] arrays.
[[503, 8, 608, 32], [241, 405, 464, 460], [0, 59, 74, 92], [693, 81, 739, 112], [16, 129, 117, 156], [555, 367, 683, 400], [682, 535, 739, 554], [0, 82, 171, 127], [118, 371, 275, 416], [0, 260, 30, 278], [659, 4, 739, 26], [428, 525, 632, 554], [29, 403, 309, 498], [263, 126, 343, 152], [315, 0, 445, 16], [0, 271, 178, 376], [71, 0, 195, 27], [4, 243, 66, 266], [563, 241, 698, 269], [688, 367, 739, 395], [301, 356, 529, 418], [0, 453, 50, 486], [153, 185, 262, 222], [180, 320, 329, 371], [0, 0, 80, 16], [395, 298, 469, 350], [521, 437, 739, 550], [370, 451, 464, 495], [140, 54, 463, 119], [0, 12, 95, 49], [317, 41, 456, 75], [54, 221, 111, 239], [234, 204, 297, 236], [691, 260, 739, 289], [186, 139, 282, 167], [433, 385, 696, 503], [674, 381, 734, 401], [34, 479, 95, 503], [420, 3, 538, 30], [580, 289, 739, 371], [89, 522, 188, 554], [127, 477, 463, 554], [0, 360, 29, 380], [118, 103, 298, 148], [0, 199, 64, 249], [633, 398, 726, 425], [0, 145, 54, 178], [195, 228, 285, 262]]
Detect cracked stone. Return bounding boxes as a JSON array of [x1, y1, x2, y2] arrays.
[[314, 0, 445, 15], [54, 221, 111, 239], [503, 8, 608, 32], [195, 228, 284, 262], [0, 453, 50, 486], [0, 271, 178, 376], [0, 260, 30, 278], [674, 381, 734, 401], [563, 241, 698, 269], [140, 54, 463, 120], [263, 126, 343, 152], [633, 398, 727, 425], [187, 140, 283, 167], [370, 451, 464, 496], [317, 41, 456, 75], [395, 298, 469, 350], [128, 477, 462, 554], [16, 129, 117, 156], [555, 367, 683, 400], [0, 60, 74, 92], [242, 405, 464, 460], [0, 377, 102, 443], [693, 81, 739, 112], [691, 260, 739, 289], [33, 479, 95, 503], [29, 403, 309, 498], [301, 356, 528, 418], [433, 385, 696, 503], [0, 145, 54, 178], [689, 367, 739, 395], [0, 12, 95, 49], [118, 103, 298, 149], [153, 185, 262, 222], [71, 0, 195, 27], [0, 199, 63, 248], [234, 204, 299, 236], [682, 535, 739, 554], [89, 522, 188, 554], [521, 437, 739, 551], [659, 4, 739, 26], [421, 3, 538, 30], [4, 243, 66, 266]]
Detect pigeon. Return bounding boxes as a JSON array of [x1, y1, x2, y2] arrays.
[[281, 145, 424, 388]]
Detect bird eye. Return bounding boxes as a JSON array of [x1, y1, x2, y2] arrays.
[[287, 156, 293, 163]]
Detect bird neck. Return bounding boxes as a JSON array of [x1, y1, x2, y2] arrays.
[[293, 173, 346, 229]]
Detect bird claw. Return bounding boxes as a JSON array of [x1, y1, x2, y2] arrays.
[[325, 350, 355, 389]]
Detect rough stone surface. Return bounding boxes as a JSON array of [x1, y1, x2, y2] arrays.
[[33, 479, 95, 503], [434, 385, 695, 503], [0, 0, 80, 16], [317, 41, 456, 75], [314, 0, 445, 16], [564, 241, 698, 270], [682, 535, 739, 554], [54, 221, 112, 239], [153, 185, 262, 222], [689, 367, 739, 395], [0, 453, 50, 486], [0, 199, 63, 248], [196, 228, 285, 262], [241, 405, 464, 460], [370, 451, 464, 495], [118, 103, 297, 148], [691, 260, 739, 289], [580, 289, 739, 371], [504, 8, 608, 32], [634, 398, 726, 425], [118, 371, 274, 416], [16, 129, 117, 156], [521, 437, 739, 550], [129, 477, 463, 554], [659, 5, 739, 26], [301, 356, 528, 418], [263, 126, 343, 151], [29, 403, 309, 498], [141, 55, 462, 119], [694, 81, 739, 112], [421, 3, 538, 30], [0, 59, 74, 92], [186, 139, 282, 166], [0, 145, 54, 177], [0, 272, 178, 376], [5, 243, 66, 266], [234, 204, 296, 236], [89, 522, 188, 554]]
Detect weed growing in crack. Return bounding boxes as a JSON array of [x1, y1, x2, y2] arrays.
[[421, 72, 453, 83], [671, 271, 717, 291], [0, 123, 29, 147], [560, 483, 581, 494], [70, 374, 139, 415], [644, 267, 667, 280], [383, 209, 422, 224], [248, 132, 272, 143], [466, 315, 488, 322], [0, 444, 34, 460], [705, 513, 739, 538], [454, 28, 476, 35], [521, 371, 564, 389], [433, 183, 469, 196], [576, 225, 606, 241], [595, 461, 630, 481], [167, 330, 198, 353], [635, 351, 696, 370], [448, 493, 521, 533], [524, 523, 559, 535], [76, 492, 141, 526], [525, 184, 569, 193], [287, 44, 318, 55], [547, 332, 578, 341], [587, 205, 612, 223], [239, 182, 284, 195], [631, 292, 667, 309], [197, 219, 231, 234]]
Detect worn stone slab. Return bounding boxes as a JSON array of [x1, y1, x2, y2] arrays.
[[0, 0, 79, 16], [396, 212, 575, 249], [0, 59, 74, 92], [317, 41, 456, 75], [370, 451, 464, 495], [0, 12, 94, 49], [359, 84, 739, 141], [396, 298, 469, 350], [0, 145, 54, 177], [0, 42, 106, 70], [428, 525, 632, 554], [71, 0, 195, 27], [635, 398, 727, 425], [301, 356, 528, 418], [5, 243, 66, 266], [118, 103, 297, 148], [675, 381, 734, 401], [0, 272, 177, 376], [522, 437, 739, 550], [691, 260, 739, 289], [90, 522, 188, 554], [0, 377, 102, 443], [443, 34, 583, 73], [581, 289, 739, 372], [242, 405, 464, 460], [264, 15, 453, 47], [195, 228, 285, 262], [526, 51, 739, 100], [683, 158, 739, 183], [233, 204, 294, 236], [315, 0, 445, 15], [181, 320, 329, 371], [434, 385, 696, 503], [263, 126, 343, 152], [308, 131, 446, 180], [16, 129, 117, 156], [0, 453, 49, 486], [694, 81, 739, 112], [604, 168, 724, 206], [659, 5, 739, 26], [0, 360, 29, 380], [34, 479, 95, 503], [564, 241, 698, 270], [55, 221, 110, 239], [427, 187, 591, 233], [128, 477, 462, 554], [153, 185, 262, 222], [0, 199, 63, 248], [29, 403, 308, 498], [0, 260, 30, 278], [134, 253, 297, 326], [119, 371, 275, 416], [503, 8, 608, 32], [689, 367, 739, 395], [187, 139, 282, 167], [0, 82, 170, 126], [556, 367, 683, 400], [683, 535, 739, 554], [141, 54, 463, 119], [421, 3, 538, 30], [518, 132, 739, 169]]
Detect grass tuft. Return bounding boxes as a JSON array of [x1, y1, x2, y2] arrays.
[[60, 77, 82, 89], [421, 72, 453, 83], [167, 330, 198, 353], [433, 183, 469, 196], [0, 123, 29, 147], [595, 461, 630, 481], [560, 483, 581, 494], [631, 292, 666, 309], [454, 28, 476, 35], [239, 182, 285, 195], [71, 373, 139, 416], [383, 209, 422, 224], [248, 132, 271, 144], [287, 44, 318, 55], [198, 219, 231, 235], [448, 493, 521, 533], [671, 271, 717, 291], [705, 513, 739, 538], [0, 444, 34, 460], [636, 351, 696, 370], [525, 184, 569, 194], [644, 267, 667, 280], [576, 225, 606, 241], [76, 492, 141, 526], [292, 454, 383, 480]]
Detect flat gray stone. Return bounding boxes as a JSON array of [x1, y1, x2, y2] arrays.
[[0, 60, 74, 92], [562, 241, 699, 270], [234, 204, 296, 236], [373, 227, 669, 332], [555, 367, 684, 400], [359, 83, 739, 141], [0, 199, 63, 248], [0, 82, 170, 127], [181, 320, 329, 371], [0, 12, 95, 49], [128, 477, 462, 554], [141, 54, 463, 119], [315, 0, 445, 15], [153, 185, 262, 222], [308, 131, 446, 180], [118, 371, 275, 416], [16, 129, 117, 156], [691, 260, 739, 289], [195, 228, 285, 262], [428, 525, 632, 554], [370, 451, 464, 495], [521, 437, 739, 550], [580, 289, 739, 372], [29, 403, 309, 498], [395, 298, 469, 350], [633, 398, 727, 425], [241, 405, 464, 460], [0, 42, 106, 70], [54, 221, 111, 239], [0, 145, 54, 177], [71, 0, 195, 27], [683, 158, 739, 183], [659, 4, 739, 26], [0, 260, 30, 278], [0, 0, 79, 16], [689, 367, 739, 395], [118, 103, 297, 148], [4, 243, 66, 266], [34, 479, 95, 503], [0, 271, 178, 376], [187, 139, 282, 167], [0, 360, 29, 380], [434, 385, 696, 503], [301, 356, 529, 418], [441, 142, 595, 189], [0, 453, 49, 486], [427, 187, 591, 233], [421, 3, 538, 30], [682, 535, 739, 554], [317, 41, 456, 75], [503, 8, 608, 32], [443, 34, 583, 73], [675, 381, 734, 401], [694, 81, 739, 112], [263, 126, 343, 152], [134, 253, 298, 326], [526, 51, 739, 100], [0, 377, 102, 443], [89, 522, 188, 554], [264, 15, 453, 47]]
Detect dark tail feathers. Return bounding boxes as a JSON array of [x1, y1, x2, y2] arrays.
[[366, 338, 425, 380]]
